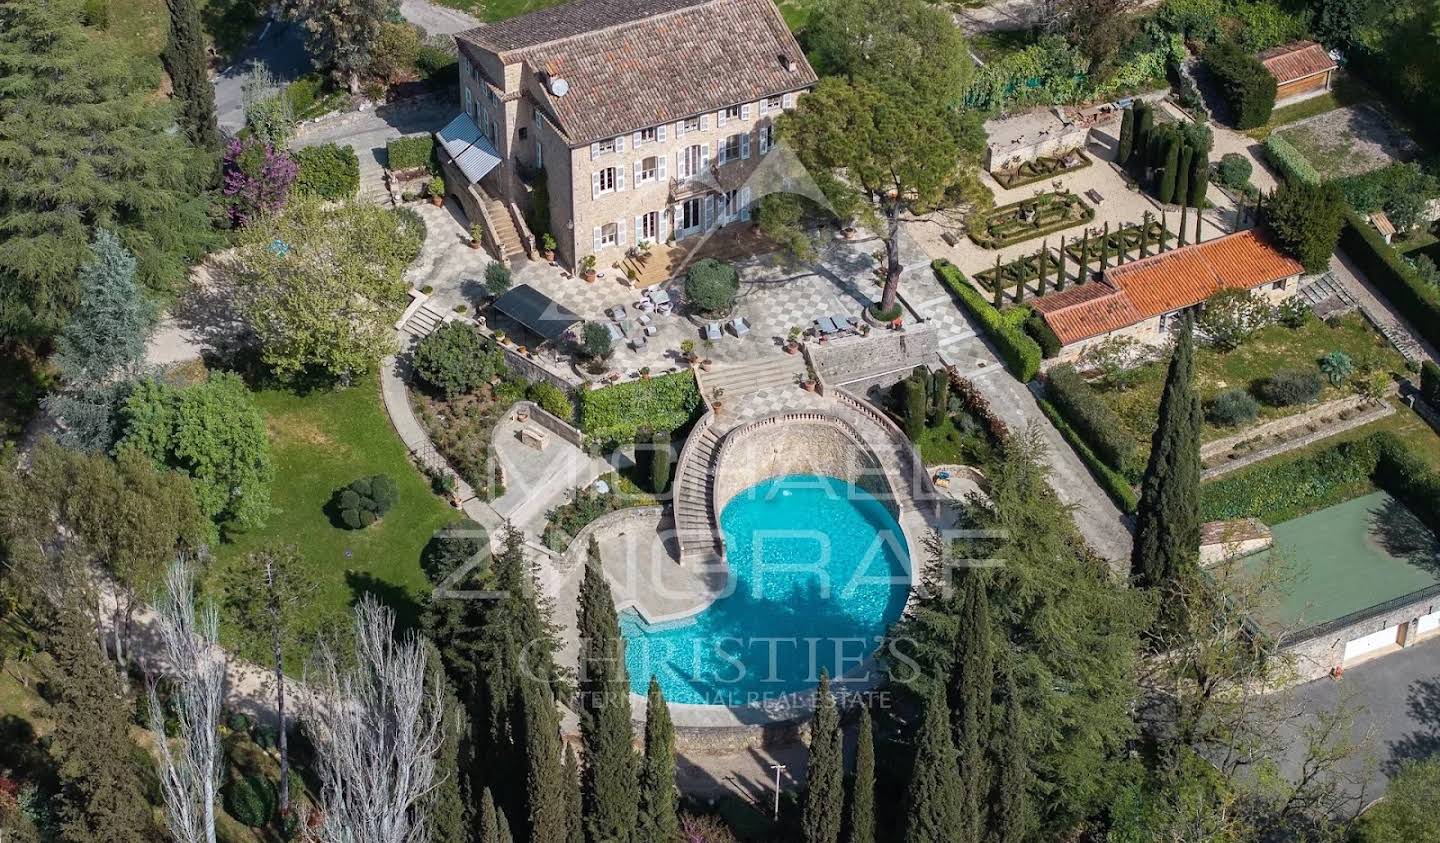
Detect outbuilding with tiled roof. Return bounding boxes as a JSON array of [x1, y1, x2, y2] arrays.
[[1030, 229, 1305, 358], [1257, 40, 1337, 104]]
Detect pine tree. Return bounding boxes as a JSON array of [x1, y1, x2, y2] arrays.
[[637, 678, 679, 843], [163, 0, 220, 150], [949, 569, 992, 843], [803, 672, 844, 843], [577, 537, 639, 842], [53, 230, 156, 383], [1131, 316, 1202, 598], [1116, 105, 1135, 166], [564, 744, 584, 843], [479, 787, 503, 843], [990, 665, 1028, 843], [902, 684, 964, 843], [46, 606, 156, 842], [1176, 145, 1193, 211], [846, 706, 876, 843], [1159, 138, 1180, 204]]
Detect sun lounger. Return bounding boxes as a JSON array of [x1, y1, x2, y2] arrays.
[[705, 322, 722, 341], [729, 317, 750, 337]]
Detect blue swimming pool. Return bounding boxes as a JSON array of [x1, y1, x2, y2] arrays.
[[620, 474, 911, 706]]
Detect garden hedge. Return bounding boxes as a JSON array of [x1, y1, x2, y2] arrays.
[[1024, 311, 1062, 358], [1339, 210, 1440, 352], [1037, 398, 1138, 513], [579, 371, 701, 444], [294, 143, 360, 200], [1422, 360, 1440, 407], [1375, 434, 1440, 535], [1262, 134, 1321, 186], [1203, 41, 1276, 130], [1200, 433, 1384, 524], [387, 135, 435, 173], [1044, 364, 1144, 481], [933, 259, 1041, 382]]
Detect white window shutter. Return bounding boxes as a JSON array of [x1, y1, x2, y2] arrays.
[[717, 109, 727, 128], [658, 123, 667, 142], [700, 143, 710, 170], [593, 227, 602, 252], [633, 130, 642, 147], [635, 215, 644, 242], [740, 186, 752, 221], [759, 126, 769, 154], [758, 98, 769, 115], [616, 134, 626, 153], [704, 195, 715, 228], [740, 133, 750, 159], [591, 171, 600, 199], [590, 141, 600, 159], [699, 113, 709, 131], [634, 160, 643, 184], [616, 165, 626, 192], [675, 120, 685, 139], [616, 219, 626, 248], [783, 92, 795, 109], [742, 102, 752, 120], [658, 155, 667, 179]]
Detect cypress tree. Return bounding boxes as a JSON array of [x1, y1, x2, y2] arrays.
[[803, 672, 844, 843], [1013, 259, 1026, 303], [497, 808, 514, 843], [1195, 202, 1204, 243], [564, 744, 584, 843], [1134, 102, 1154, 163], [1159, 137, 1180, 204], [949, 569, 992, 843], [1189, 152, 1210, 208], [427, 654, 471, 843], [1100, 222, 1111, 270], [637, 677, 679, 843], [163, 0, 220, 150], [846, 706, 876, 843], [903, 371, 928, 441], [1176, 145, 1193, 211], [519, 680, 568, 843], [902, 684, 964, 843], [1036, 242, 1049, 296], [1131, 316, 1202, 597], [1078, 232, 1089, 282], [990, 665, 1028, 843], [46, 606, 157, 842], [1179, 204, 1190, 247], [930, 369, 950, 426], [1116, 106, 1135, 166], [650, 431, 671, 494], [991, 254, 1003, 308], [479, 787, 504, 843], [1055, 236, 1067, 290], [577, 538, 639, 842]]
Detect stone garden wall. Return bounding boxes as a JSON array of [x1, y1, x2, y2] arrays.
[[811, 323, 938, 387], [712, 417, 894, 518]]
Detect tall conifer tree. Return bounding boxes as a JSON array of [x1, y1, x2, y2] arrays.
[[1131, 317, 1202, 598], [564, 744, 584, 843], [478, 787, 503, 843], [990, 664, 1029, 843], [846, 705, 876, 843], [637, 678, 679, 843], [576, 537, 639, 841], [519, 681, 568, 843], [950, 569, 992, 842], [902, 684, 964, 843], [1116, 105, 1135, 165], [803, 672, 844, 843], [163, 0, 221, 150]]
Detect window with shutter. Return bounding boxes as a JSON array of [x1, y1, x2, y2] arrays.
[[740, 133, 750, 159], [783, 92, 795, 109], [657, 154, 667, 180], [590, 141, 600, 159], [591, 171, 600, 199], [742, 102, 752, 120], [675, 120, 685, 139], [657, 124, 667, 142], [700, 143, 710, 170], [634, 160, 643, 184], [593, 227, 602, 251], [615, 165, 626, 192], [616, 135, 625, 153], [703, 195, 715, 228], [717, 109, 726, 128], [616, 219, 626, 248], [633, 131, 642, 147], [739, 186, 752, 221], [699, 113, 709, 131]]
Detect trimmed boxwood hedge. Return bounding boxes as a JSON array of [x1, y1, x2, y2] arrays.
[[1422, 360, 1440, 407], [1038, 397, 1138, 513], [1375, 435, 1440, 536], [1200, 433, 1384, 524], [1044, 364, 1143, 481], [933, 259, 1041, 382], [1024, 311, 1062, 359], [1204, 41, 1276, 130], [294, 143, 360, 200], [579, 371, 701, 444], [386, 135, 435, 173], [1262, 134, 1321, 186], [1339, 210, 1440, 353]]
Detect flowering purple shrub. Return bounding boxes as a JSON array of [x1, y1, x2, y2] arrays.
[[222, 137, 298, 227]]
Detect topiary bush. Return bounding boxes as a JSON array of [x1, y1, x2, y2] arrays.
[[684, 258, 740, 315], [411, 323, 504, 398], [387, 136, 435, 173], [1217, 153, 1252, 189], [1257, 368, 1323, 406], [224, 775, 277, 828], [527, 381, 574, 420], [334, 474, 399, 529], [1206, 388, 1259, 426], [1203, 41, 1276, 130], [293, 143, 360, 200]]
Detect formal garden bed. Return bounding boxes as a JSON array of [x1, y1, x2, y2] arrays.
[[991, 149, 1092, 190], [966, 190, 1094, 248], [972, 218, 1169, 297]]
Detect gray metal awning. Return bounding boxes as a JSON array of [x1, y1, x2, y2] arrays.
[[492, 284, 582, 345], [436, 114, 501, 184]]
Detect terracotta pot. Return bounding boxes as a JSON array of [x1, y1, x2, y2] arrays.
[[543, 249, 555, 261], [584, 271, 597, 283], [801, 381, 815, 392], [430, 196, 443, 207], [469, 240, 481, 250]]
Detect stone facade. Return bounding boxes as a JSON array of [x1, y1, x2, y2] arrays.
[[1283, 589, 1440, 683]]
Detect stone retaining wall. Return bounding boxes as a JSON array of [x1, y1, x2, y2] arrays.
[[712, 418, 893, 519], [1285, 587, 1440, 683], [514, 399, 584, 448], [812, 323, 939, 387], [1202, 401, 1393, 480], [1201, 394, 1381, 461]]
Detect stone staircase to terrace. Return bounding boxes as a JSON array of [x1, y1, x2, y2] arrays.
[[699, 355, 808, 400], [673, 418, 724, 565], [400, 301, 448, 338], [480, 190, 527, 263]]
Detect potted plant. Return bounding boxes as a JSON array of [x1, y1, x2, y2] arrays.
[[428, 176, 445, 206], [580, 255, 598, 283], [700, 358, 713, 372], [625, 265, 639, 287], [637, 239, 652, 259], [711, 387, 725, 411], [786, 326, 802, 354], [639, 366, 652, 381], [494, 329, 508, 345], [469, 224, 482, 250], [680, 339, 697, 363], [799, 373, 815, 392], [541, 233, 557, 262]]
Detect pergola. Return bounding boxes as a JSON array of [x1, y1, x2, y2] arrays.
[[490, 284, 582, 348]]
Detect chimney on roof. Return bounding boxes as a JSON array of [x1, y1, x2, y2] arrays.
[[780, 54, 797, 72]]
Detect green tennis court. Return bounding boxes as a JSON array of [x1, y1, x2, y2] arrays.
[[1242, 491, 1440, 631]]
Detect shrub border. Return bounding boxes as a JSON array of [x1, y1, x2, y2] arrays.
[[1037, 397, 1138, 513], [1339, 210, 1440, 352], [933, 259, 1041, 382]]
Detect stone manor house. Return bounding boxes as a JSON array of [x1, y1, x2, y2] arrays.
[[441, 0, 817, 270]]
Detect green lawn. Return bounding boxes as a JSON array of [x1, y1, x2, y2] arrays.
[[1098, 313, 1408, 448], [209, 381, 458, 659], [1245, 75, 1366, 140]]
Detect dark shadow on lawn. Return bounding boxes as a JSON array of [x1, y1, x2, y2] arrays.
[[345, 571, 423, 638]]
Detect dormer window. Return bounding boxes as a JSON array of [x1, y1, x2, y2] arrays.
[[683, 116, 701, 133], [639, 126, 658, 143], [723, 105, 742, 121], [596, 137, 616, 155]]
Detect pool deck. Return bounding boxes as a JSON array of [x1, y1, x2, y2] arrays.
[[1242, 490, 1440, 633]]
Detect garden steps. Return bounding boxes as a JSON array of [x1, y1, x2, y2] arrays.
[[400, 302, 448, 338], [480, 192, 527, 263], [672, 425, 724, 561], [700, 356, 807, 398]]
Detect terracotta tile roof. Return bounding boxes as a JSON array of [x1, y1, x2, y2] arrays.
[[1257, 40, 1336, 85], [456, 0, 816, 145], [1032, 230, 1304, 345]]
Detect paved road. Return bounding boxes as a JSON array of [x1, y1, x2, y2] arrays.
[[400, 0, 481, 35], [214, 18, 312, 132], [1276, 637, 1440, 811]]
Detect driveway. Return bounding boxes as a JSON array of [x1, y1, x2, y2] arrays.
[[214, 18, 312, 132], [1276, 636, 1440, 811]]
